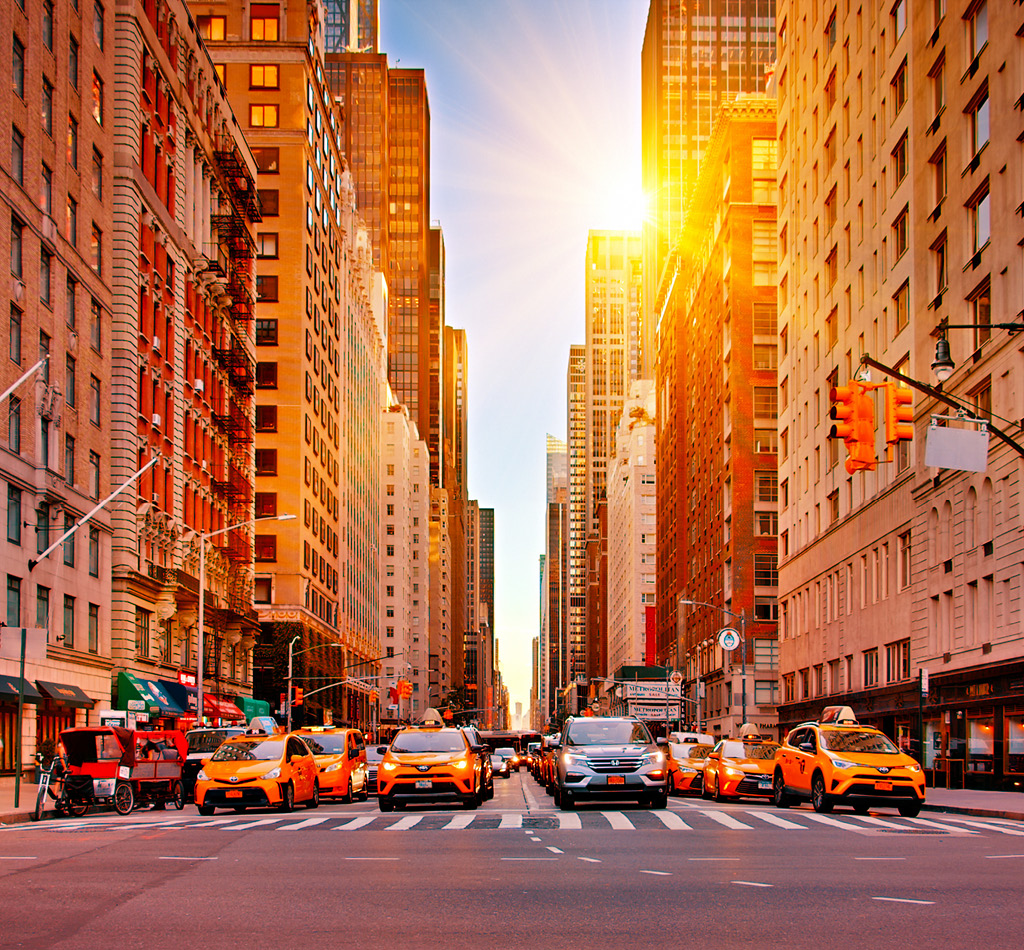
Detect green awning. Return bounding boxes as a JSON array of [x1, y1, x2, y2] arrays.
[[116, 672, 185, 716], [235, 695, 271, 721]]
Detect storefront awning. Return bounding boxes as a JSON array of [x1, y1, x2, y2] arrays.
[[116, 672, 185, 717], [236, 695, 270, 721], [159, 680, 199, 717], [205, 695, 246, 721], [36, 681, 96, 708], [0, 676, 42, 704]]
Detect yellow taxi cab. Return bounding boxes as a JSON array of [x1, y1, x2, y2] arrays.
[[194, 733, 319, 815], [377, 721, 485, 812], [296, 727, 369, 803], [702, 725, 780, 801], [772, 706, 925, 817], [667, 742, 714, 795]]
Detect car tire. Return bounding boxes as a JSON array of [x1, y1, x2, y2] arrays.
[[379, 797, 394, 813], [651, 789, 668, 809], [559, 790, 575, 811], [357, 779, 369, 802], [701, 782, 712, 800], [772, 771, 793, 808], [810, 773, 833, 813], [278, 782, 295, 813], [197, 804, 215, 816], [897, 801, 921, 818], [552, 784, 561, 807], [463, 795, 479, 810], [305, 782, 320, 809], [714, 778, 728, 803], [852, 803, 870, 815], [343, 779, 354, 804], [173, 782, 186, 810], [545, 783, 553, 796]]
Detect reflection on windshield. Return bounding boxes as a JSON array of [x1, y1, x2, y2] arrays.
[[299, 734, 346, 754], [187, 730, 241, 755], [365, 748, 384, 763], [671, 743, 713, 760], [821, 730, 899, 754], [720, 741, 780, 760], [211, 738, 284, 762], [391, 732, 467, 754], [566, 721, 653, 746]]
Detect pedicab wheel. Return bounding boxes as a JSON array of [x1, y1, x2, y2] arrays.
[[68, 800, 90, 817], [172, 782, 186, 810], [114, 782, 135, 815]]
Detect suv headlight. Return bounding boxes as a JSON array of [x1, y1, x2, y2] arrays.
[[904, 763, 922, 773], [563, 752, 588, 767], [829, 756, 857, 770], [641, 751, 664, 765], [382, 761, 398, 772], [262, 767, 281, 780]]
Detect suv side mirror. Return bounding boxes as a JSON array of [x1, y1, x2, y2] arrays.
[[656, 738, 668, 747], [470, 744, 486, 754]]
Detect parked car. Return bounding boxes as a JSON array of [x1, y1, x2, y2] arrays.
[[773, 706, 925, 817], [194, 733, 319, 815], [460, 725, 494, 799], [296, 727, 369, 802], [553, 717, 669, 810], [365, 745, 384, 795]]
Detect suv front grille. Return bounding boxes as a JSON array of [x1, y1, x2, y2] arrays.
[[588, 757, 643, 773]]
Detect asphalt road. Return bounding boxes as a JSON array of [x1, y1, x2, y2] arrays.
[[2, 772, 1023, 949]]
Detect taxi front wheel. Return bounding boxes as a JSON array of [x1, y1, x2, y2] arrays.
[[773, 772, 793, 808], [898, 801, 921, 818], [810, 774, 834, 813]]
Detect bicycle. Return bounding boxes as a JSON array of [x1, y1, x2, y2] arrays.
[[30, 753, 88, 821]]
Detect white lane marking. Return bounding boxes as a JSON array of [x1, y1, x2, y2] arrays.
[[185, 817, 243, 827], [218, 818, 285, 830], [499, 813, 522, 829], [873, 896, 934, 905], [986, 854, 1024, 859], [654, 811, 692, 830], [905, 817, 975, 833], [600, 812, 635, 831], [732, 881, 774, 887], [386, 815, 423, 831], [546, 846, 563, 854], [851, 815, 910, 830], [345, 857, 399, 861], [334, 816, 377, 831], [801, 813, 870, 833], [158, 856, 218, 861], [530, 837, 542, 841], [557, 812, 582, 830], [0, 856, 37, 860], [443, 814, 475, 830], [937, 817, 1024, 836], [747, 811, 806, 830], [578, 857, 601, 863], [500, 857, 558, 861], [278, 817, 333, 831], [697, 809, 752, 830], [688, 857, 739, 861], [640, 870, 671, 876], [854, 857, 906, 861]]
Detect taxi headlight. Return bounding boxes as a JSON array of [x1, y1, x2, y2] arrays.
[[829, 756, 857, 770], [679, 766, 697, 773], [324, 763, 344, 772], [453, 759, 468, 770], [723, 766, 744, 778], [196, 768, 209, 782], [262, 767, 281, 780], [382, 761, 398, 772], [903, 763, 922, 773]]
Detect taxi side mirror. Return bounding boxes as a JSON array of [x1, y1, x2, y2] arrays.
[[470, 745, 486, 754], [799, 742, 815, 753], [376, 746, 388, 755], [707, 753, 719, 760], [656, 738, 668, 747]]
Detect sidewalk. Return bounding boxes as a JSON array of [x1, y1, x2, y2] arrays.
[[1, 779, 1022, 827]]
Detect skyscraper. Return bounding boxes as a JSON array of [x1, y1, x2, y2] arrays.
[[641, 0, 776, 378], [565, 346, 587, 696], [325, 0, 378, 53]]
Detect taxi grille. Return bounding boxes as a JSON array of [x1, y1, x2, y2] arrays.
[[736, 775, 772, 795], [588, 757, 642, 773]]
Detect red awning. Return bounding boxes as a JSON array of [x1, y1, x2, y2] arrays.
[[204, 695, 245, 721]]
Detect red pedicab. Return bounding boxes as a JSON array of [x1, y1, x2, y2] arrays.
[[58, 727, 188, 816]]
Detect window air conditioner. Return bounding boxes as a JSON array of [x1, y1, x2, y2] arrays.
[[152, 336, 161, 352], [152, 413, 162, 427], [194, 378, 204, 393]]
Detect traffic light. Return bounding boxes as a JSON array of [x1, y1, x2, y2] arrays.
[[398, 679, 413, 699], [292, 687, 304, 707], [884, 383, 914, 446], [829, 380, 877, 474]]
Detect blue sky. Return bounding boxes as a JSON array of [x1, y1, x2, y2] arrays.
[[380, 0, 649, 718]]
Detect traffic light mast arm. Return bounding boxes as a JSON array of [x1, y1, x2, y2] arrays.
[[860, 354, 1024, 461]]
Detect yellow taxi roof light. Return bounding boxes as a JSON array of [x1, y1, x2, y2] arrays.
[[820, 705, 859, 725], [738, 723, 763, 739]]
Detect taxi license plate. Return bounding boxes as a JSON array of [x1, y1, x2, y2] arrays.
[[758, 777, 772, 789], [226, 790, 243, 798], [875, 781, 893, 791], [415, 780, 431, 789], [608, 775, 625, 785]]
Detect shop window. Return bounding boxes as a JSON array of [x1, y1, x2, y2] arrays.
[[968, 716, 995, 773]]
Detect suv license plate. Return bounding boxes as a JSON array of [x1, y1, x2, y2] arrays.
[[608, 775, 625, 785], [226, 790, 243, 798], [415, 780, 431, 789], [875, 781, 893, 791]]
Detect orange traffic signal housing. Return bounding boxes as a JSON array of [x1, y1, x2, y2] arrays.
[[829, 380, 877, 473], [293, 687, 304, 706], [885, 384, 914, 445]]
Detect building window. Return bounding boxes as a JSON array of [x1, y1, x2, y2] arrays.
[[782, 673, 795, 704], [7, 485, 22, 544], [91, 73, 104, 125], [753, 344, 777, 370], [249, 104, 279, 128], [89, 526, 100, 577], [968, 278, 991, 349], [68, 116, 79, 168], [255, 362, 278, 388], [59, 595, 74, 648], [885, 639, 910, 683], [91, 150, 103, 199], [754, 428, 777, 453], [969, 186, 990, 253], [890, 61, 907, 117], [136, 607, 150, 657], [91, 225, 103, 274], [89, 451, 100, 499], [255, 492, 277, 517], [255, 319, 278, 345], [66, 197, 78, 245], [754, 680, 779, 705], [254, 535, 277, 561], [42, 79, 54, 136], [255, 449, 278, 475], [12, 128, 24, 185], [932, 232, 948, 297], [968, 1, 987, 62], [89, 375, 100, 424], [753, 387, 778, 418], [90, 299, 102, 350], [69, 36, 79, 88], [64, 434, 75, 484], [891, 135, 907, 189], [893, 281, 909, 334], [40, 250, 53, 307], [197, 16, 226, 41], [13, 37, 25, 99], [863, 649, 879, 687], [892, 0, 906, 37], [755, 511, 778, 536], [43, 1, 55, 50], [754, 553, 778, 587], [36, 585, 50, 634], [93, 1, 105, 48], [254, 577, 272, 604], [255, 405, 278, 431], [253, 148, 280, 173], [8, 396, 21, 454], [250, 65, 279, 89], [755, 472, 778, 503], [258, 190, 279, 217], [256, 275, 279, 301], [251, 16, 279, 41], [10, 218, 23, 278], [41, 165, 53, 216], [257, 233, 278, 259], [88, 603, 99, 653]]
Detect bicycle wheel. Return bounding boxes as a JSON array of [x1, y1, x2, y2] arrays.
[[31, 783, 47, 822], [68, 799, 90, 817]]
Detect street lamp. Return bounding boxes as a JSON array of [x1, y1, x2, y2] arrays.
[[197, 513, 295, 724]]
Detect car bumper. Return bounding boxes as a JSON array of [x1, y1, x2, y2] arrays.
[[381, 780, 473, 803], [197, 780, 282, 808], [560, 772, 667, 799], [674, 772, 704, 793], [830, 777, 925, 804]]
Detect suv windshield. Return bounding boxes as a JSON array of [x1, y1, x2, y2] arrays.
[[566, 720, 653, 746], [720, 741, 780, 760], [211, 738, 284, 762], [391, 731, 467, 754], [820, 730, 899, 754], [186, 729, 241, 755]]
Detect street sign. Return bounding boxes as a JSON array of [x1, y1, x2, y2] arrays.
[[718, 628, 741, 651], [669, 671, 683, 686], [920, 668, 929, 695]]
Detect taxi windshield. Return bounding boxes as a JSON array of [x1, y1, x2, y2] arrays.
[[391, 732, 467, 754], [299, 733, 346, 754], [680, 744, 713, 760], [186, 730, 240, 755], [211, 738, 284, 762], [720, 741, 780, 760], [566, 721, 653, 746], [820, 730, 900, 754]]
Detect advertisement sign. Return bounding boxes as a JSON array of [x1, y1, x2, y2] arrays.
[[627, 701, 672, 721], [619, 682, 681, 700], [177, 670, 197, 688]]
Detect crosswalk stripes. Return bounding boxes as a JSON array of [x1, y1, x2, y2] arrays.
[[851, 815, 911, 830], [697, 809, 753, 830], [801, 813, 864, 832], [935, 816, 1024, 836], [443, 813, 476, 830], [278, 816, 333, 831], [748, 811, 806, 830], [499, 813, 522, 829], [386, 815, 423, 831], [905, 817, 976, 834], [600, 812, 635, 830], [556, 812, 582, 830], [334, 815, 376, 831], [654, 810, 691, 830], [220, 817, 284, 830]]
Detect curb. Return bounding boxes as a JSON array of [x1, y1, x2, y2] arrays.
[[922, 803, 1024, 822]]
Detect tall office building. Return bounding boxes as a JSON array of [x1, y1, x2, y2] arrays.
[[325, 0, 378, 53], [641, 0, 775, 378], [196, 1, 387, 728], [428, 486, 452, 703], [776, 2, 1024, 789], [539, 435, 567, 723], [442, 325, 468, 686], [564, 346, 587, 699]]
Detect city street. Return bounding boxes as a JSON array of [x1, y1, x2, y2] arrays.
[[2, 773, 1023, 949]]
